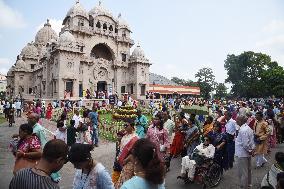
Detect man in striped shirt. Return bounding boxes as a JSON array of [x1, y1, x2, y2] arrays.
[[9, 139, 68, 189]]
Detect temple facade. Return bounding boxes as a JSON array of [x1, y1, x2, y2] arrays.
[[6, 1, 151, 100]]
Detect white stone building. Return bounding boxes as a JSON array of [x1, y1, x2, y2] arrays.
[[6, 1, 151, 100], [0, 74, 7, 93]]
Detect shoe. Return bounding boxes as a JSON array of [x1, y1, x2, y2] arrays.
[[95, 144, 99, 147]]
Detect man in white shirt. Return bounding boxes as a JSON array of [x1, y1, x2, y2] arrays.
[[235, 115, 255, 189], [224, 111, 237, 169], [72, 110, 81, 129], [15, 100, 22, 117]]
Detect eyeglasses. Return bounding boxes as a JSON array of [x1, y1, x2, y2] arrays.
[[204, 139, 209, 141]]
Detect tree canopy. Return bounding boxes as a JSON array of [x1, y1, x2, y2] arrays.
[[215, 83, 228, 99], [195, 67, 216, 99], [224, 51, 284, 97]]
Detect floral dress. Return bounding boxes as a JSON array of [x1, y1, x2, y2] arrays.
[[146, 126, 169, 160], [17, 135, 41, 153]]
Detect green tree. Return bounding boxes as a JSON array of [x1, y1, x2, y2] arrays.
[[260, 63, 284, 97], [171, 77, 198, 87], [171, 77, 186, 85], [215, 83, 228, 99], [224, 51, 275, 97], [195, 67, 216, 99]]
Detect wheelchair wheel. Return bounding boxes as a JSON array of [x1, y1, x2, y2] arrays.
[[206, 163, 221, 187]]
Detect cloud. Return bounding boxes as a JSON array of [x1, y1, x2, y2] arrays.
[[262, 20, 284, 34], [0, 58, 12, 75], [254, 20, 284, 66], [36, 19, 63, 35], [0, 0, 26, 29], [255, 34, 284, 52]]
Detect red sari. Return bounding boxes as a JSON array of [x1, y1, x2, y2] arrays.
[[46, 106, 52, 120], [170, 127, 185, 157]]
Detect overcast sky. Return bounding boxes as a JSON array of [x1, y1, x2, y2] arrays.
[[1, 0, 284, 83]]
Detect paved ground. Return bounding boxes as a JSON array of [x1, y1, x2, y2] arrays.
[[0, 116, 283, 189]]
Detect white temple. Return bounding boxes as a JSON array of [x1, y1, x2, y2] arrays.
[[6, 1, 151, 100]]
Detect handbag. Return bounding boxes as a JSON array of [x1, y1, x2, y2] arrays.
[[254, 134, 262, 144], [13, 157, 39, 175]]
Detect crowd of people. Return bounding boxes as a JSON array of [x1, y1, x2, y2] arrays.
[[3, 96, 284, 189]]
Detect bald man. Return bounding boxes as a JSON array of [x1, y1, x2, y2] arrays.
[[235, 115, 255, 189], [28, 113, 47, 147]]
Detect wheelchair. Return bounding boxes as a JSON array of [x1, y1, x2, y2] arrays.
[[178, 153, 222, 189]]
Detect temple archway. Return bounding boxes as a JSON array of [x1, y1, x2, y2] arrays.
[[90, 43, 114, 61]]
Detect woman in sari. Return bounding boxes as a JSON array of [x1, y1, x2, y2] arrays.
[[12, 123, 42, 175], [45, 103, 52, 120], [115, 122, 139, 189], [183, 119, 200, 157], [203, 116, 214, 136], [170, 112, 186, 157], [207, 121, 227, 172], [146, 113, 170, 161]]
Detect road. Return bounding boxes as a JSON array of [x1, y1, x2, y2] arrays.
[[0, 116, 282, 189]]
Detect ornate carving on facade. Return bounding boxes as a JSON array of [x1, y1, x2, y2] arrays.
[[7, 1, 151, 100]]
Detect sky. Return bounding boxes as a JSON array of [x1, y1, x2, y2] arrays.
[[1, 0, 284, 84]]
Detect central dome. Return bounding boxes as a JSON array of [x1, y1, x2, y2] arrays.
[[89, 1, 113, 19], [66, 1, 88, 19], [35, 19, 58, 46]]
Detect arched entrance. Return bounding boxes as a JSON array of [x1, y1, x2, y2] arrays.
[[90, 43, 114, 61]]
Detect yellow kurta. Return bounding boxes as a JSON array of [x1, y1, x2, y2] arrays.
[[254, 120, 269, 155]]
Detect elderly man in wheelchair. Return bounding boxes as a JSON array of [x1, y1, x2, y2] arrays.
[[178, 136, 216, 184]]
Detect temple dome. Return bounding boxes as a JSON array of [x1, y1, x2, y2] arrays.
[[35, 19, 58, 45], [89, 1, 114, 19], [131, 44, 145, 58], [118, 13, 130, 30], [20, 42, 38, 58], [15, 56, 27, 70], [58, 30, 76, 46], [65, 1, 88, 19]]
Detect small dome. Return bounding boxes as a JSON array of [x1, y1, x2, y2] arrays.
[[66, 1, 88, 19], [89, 1, 113, 19], [131, 44, 145, 58], [15, 56, 27, 70], [20, 42, 38, 58], [35, 19, 58, 45], [58, 30, 76, 46], [118, 13, 130, 30]]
